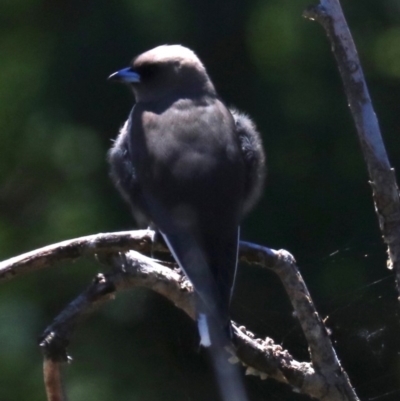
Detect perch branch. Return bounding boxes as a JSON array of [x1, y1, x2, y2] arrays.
[[0, 230, 358, 400], [0, 230, 158, 282], [303, 0, 400, 294], [39, 250, 328, 399]]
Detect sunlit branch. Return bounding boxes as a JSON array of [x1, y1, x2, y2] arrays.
[[303, 0, 400, 296], [0, 229, 358, 400]]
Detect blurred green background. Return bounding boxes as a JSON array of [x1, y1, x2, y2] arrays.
[[1, 0, 400, 400]]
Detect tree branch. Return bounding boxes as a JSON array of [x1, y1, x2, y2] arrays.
[[43, 358, 67, 401], [0, 230, 358, 400], [0, 230, 157, 282], [303, 0, 400, 294]]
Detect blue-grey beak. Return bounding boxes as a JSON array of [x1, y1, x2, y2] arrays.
[[108, 67, 140, 83]]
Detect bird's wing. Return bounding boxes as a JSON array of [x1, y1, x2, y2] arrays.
[[141, 189, 239, 345], [161, 231, 221, 313], [162, 229, 239, 347], [108, 115, 150, 227], [128, 100, 242, 345], [230, 108, 266, 215]]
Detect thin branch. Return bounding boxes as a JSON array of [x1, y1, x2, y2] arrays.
[[43, 359, 67, 401], [241, 242, 359, 401], [0, 230, 157, 282], [303, 0, 400, 294]]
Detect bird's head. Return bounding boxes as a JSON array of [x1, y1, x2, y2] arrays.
[[108, 45, 216, 103]]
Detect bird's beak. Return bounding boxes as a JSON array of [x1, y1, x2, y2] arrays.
[[108, 67, 141, 83]]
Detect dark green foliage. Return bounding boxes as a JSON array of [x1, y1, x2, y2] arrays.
[[1, 1, 400, 400]]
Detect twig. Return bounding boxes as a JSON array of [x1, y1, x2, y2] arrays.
[[43, 359, 67, 401], [241, 242, 359, 400], [0, 230, 157, 282], [303, 0, 400, 294]]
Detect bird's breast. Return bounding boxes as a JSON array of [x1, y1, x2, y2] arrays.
[[128, 98, 245, 219], [126, 98, 246, 232], [132, 99, 240, 177]]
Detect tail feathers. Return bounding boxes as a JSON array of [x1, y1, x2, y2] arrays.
[[212, 347, 248, 401], [198, 314, 248, 401], [197, 311, 233, 348], [197, 313, 248, 401], [198, 313, 211, 347]]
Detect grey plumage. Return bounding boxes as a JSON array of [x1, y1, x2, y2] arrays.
[[230, 109, 266, 215], [108, 45, 265, 349]]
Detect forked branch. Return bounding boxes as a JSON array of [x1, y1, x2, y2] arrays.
[[1, 230, 358, 401]]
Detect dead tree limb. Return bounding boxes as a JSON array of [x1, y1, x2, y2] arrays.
[[303, 0, 400, 295], [1, 230, 358, 400]]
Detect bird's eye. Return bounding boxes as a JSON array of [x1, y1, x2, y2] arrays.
[[136, 64, 159, 81]]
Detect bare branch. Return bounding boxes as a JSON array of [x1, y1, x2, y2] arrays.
[[40, 251, 321, 397], [0, 230, 157, 282], [0, 230, 352, 400], [43, 358, 67, 401], [241, 242, 359, 401], [303, 0, 400, 294]]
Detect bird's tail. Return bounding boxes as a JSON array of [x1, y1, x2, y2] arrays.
[[196, 301, 233, 348], [197, 310, 248, 401], [161, 231, 248, 401]]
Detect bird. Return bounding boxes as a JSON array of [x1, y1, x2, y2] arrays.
[[108, 45, 265, 350]]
